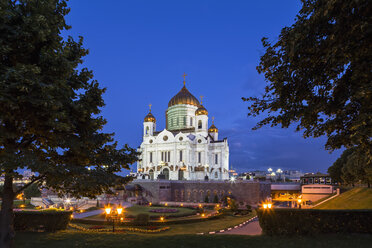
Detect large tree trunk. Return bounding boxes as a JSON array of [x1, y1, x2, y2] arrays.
[[0, 174, 15, 248]]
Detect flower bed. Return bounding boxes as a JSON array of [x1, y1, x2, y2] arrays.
[[149, 208, 179, 213], [69, 223, 170, 233]]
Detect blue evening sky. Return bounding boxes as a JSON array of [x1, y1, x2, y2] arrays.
[[64, 0, 343, 174]]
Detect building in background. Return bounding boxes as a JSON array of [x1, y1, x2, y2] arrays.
[[137, 76, 229, 181]]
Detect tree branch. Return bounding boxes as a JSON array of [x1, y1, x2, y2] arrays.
[[15, 174, 45, 195]]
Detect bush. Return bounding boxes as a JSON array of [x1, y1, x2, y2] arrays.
[[133, 213, 149, 225], [11, 210, 72, 232], [257, 209, 372, 235]]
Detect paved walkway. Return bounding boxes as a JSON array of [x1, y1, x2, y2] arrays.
[[218, 218, 262, 235]]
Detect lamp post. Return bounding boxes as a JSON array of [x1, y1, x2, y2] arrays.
[[105, 206, 124, 232]]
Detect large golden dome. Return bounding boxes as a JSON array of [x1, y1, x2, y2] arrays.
[[168, 85, 200, 108]]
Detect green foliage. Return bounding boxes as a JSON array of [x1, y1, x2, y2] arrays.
[[328, 148, 372, 186], [10, 210, 72, 232], [0, 0, 138, 196], [133, 214, 149, 226], [257, 208, 372, 235], [23, 184, 41, 199], [243, 0, 372, 159], [227, 198, 238, 212]]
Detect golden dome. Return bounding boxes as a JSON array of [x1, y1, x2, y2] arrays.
[[195, 105, 208, 116], [168, 85, 200, 108], [208, 124, 218, 133], [144, 111, 156, 123]]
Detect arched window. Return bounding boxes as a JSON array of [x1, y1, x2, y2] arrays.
[[198, 120, 202, 129], [183, 116, 186, 126], [162, 168, 169, 180], [149, 169, 154, 180], [190, 117, 193, 126], [146, 126, 149, 134]]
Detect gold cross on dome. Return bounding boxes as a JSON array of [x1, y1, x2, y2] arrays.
[[182, 72, 187, 85], [212, 116, 215, 123], [200, 95, 204, 104], [149, 103, 152, 112]]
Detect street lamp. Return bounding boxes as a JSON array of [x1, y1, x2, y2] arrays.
[[105, 206, 124, 232]]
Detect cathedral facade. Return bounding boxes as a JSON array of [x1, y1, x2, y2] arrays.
[[137, 77, 229, 181]]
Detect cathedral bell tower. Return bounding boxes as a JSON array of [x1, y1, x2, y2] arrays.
[[195, 96, 208, 136], [143, 104, 156, 136]]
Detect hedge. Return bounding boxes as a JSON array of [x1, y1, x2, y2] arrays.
[[257, 208, 372, 235], [10, 210, 72, 232]]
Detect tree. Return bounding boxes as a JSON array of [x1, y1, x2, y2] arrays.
[[243, 0, 371, 159], [0, 1, 138, 247], [328, 148, 356, 184], [23, 183, 41, 199], [328, 148, 372, 187]]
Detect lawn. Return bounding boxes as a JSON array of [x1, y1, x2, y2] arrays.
[[15, 232, 372, 248], [86, 205, 197, 219], [314, 187, 372, 209]]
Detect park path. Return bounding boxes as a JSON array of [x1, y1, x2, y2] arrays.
[[217, 217, 262, 235]]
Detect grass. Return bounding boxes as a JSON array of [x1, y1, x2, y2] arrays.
[[314, 187, 372, 209], [86, 205, 196, 219], [15, 232, 372, 248], [310, 193, 336, 206]]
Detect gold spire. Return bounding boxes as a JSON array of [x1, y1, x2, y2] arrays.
[[212, 116, 215, 124], [149, 103, 152, 112], [182, 72, 187, 86]]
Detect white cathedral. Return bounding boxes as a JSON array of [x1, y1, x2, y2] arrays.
[[136, 76, 230, 181]]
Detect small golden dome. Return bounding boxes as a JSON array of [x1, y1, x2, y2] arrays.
[[208, 124, 218, 133], [144, 112, 156, 123], [195, 105, 208, 116], [168, 85, 200, 108]]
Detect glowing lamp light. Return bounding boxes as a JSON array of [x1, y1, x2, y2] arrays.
[[230, 176, 236, 182], [160, 217, 164, 222], [180, 203, 184, 207], [65, 199, 71, 204], [164, 203, 168, 206], [263, 204, 268, 209], [117, 207, 123, 215], [149, 202, 152, 206], [216, 204, 220, 208], [201, 213, 205, 217], [268, 203, 272, 209], [298, 199, 302, 203], [120, 217, 124, 221], [70, 214, 74, 219], [105, 207, 112, 215]]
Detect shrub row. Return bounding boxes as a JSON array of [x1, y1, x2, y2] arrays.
[[10, 210, 72, 232], [257, 208, 372, 235]]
